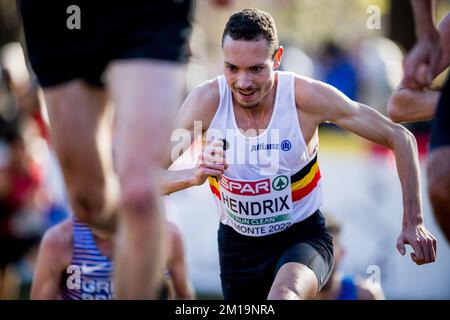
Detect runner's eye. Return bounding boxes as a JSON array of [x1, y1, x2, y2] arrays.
[[226, 65, 237, 72], [250, 66, 263, 73]]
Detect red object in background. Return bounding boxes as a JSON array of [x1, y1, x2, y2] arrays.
[[9, 161, 42, 210], [0, 160, 43, 237], [369, 131, 430, 161]]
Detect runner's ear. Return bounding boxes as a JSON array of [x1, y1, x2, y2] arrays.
[[273, 46, 283, 70]]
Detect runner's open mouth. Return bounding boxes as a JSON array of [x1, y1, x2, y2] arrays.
[[238, 90, 256, 96]]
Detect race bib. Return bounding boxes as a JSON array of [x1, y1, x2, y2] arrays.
[[219, 174, 294, 236]]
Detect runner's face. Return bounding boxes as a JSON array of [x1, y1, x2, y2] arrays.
[[222, 36, 281, 108]]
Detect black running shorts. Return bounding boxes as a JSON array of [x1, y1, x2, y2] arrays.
[[430, 76, 450, 150], [19, 0, 193, 87], [218, 209, 334, 300]]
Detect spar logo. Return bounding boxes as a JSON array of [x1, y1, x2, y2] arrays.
[[272, 175, 289, 191], [220, 176, 271, 196]]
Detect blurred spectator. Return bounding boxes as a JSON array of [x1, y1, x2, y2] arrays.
[[356, 37, 404, 114], [0, 95, 46, 299], [1, 43, 49, 141], [317, 212, 385, 300], [318, 41, 358, 100], [1, 42, 70, 229], [0, 53, 68, 298]]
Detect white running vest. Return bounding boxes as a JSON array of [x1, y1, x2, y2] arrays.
[[206, 71, 322, 237]]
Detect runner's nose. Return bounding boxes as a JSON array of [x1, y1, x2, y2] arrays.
[[236, 72, 252, 90]]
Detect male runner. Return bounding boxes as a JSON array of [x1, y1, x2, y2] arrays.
[[163, 8, 437, 300], [30, 217, 193, 300], [19, 0, 229, 298], [387, 2, 450, 242]]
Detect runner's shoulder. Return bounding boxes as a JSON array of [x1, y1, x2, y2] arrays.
[[293, 74, 330, 100], [293, 73, 343, 114], [40, 219, 73, 257], [181, 77, 220, 124], [190, 77, 220, 109]]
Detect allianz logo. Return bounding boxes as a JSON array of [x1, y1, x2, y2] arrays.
[[250, 140, 291, 152]]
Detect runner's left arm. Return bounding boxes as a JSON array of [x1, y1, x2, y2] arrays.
[[300, 79, 437, 265]]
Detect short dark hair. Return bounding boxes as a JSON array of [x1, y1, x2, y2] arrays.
[[222, 8, 279, 57], [326, 217, 341, 238], [321, 209, 341, 238]]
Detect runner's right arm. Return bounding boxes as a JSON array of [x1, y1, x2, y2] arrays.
[[161, 140, 227, 195], [161, 79, 226, 195]]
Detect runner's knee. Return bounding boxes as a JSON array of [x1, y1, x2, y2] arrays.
[[267, 284, 300, 300], [120, 173, 159, 220]]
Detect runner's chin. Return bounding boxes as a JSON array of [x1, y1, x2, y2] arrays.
[[235, 91, 259, 108]]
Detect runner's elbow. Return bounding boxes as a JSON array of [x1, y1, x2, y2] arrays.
[[390, 124, 416, 150], [387, 92, 406, 123]]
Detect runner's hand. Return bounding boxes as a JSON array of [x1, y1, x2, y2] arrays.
[[190, 140, 227, 186], [396, 224, 437, 265], [403, 34, 442, 89]]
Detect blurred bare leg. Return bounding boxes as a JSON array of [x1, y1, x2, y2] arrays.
[[107, 60, 184, 299]]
